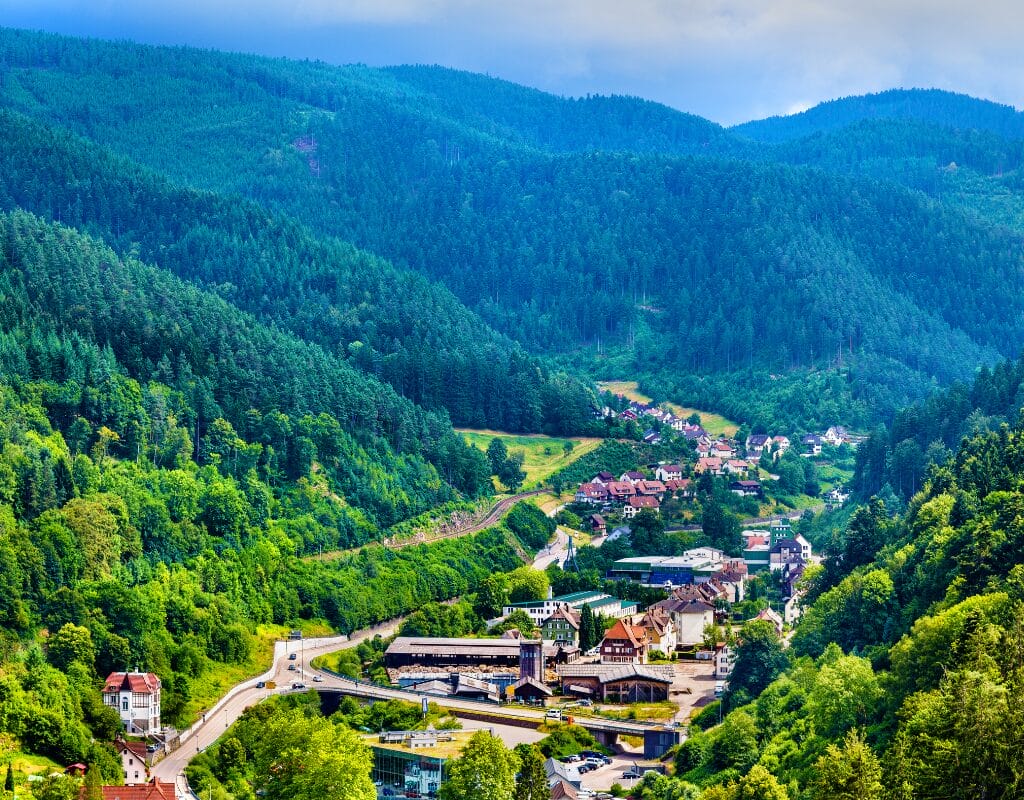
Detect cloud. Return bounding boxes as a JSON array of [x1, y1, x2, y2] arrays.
[[3, 0, 1022, 124]]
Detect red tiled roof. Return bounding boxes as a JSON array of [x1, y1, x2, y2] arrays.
[[80, 780, 175, 800], [627, 495, 659, 509], [103, 673, 160, 695]]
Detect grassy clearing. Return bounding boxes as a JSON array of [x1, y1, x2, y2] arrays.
[[457, 430, 602, 488], [531, 492, 569, 515], [596, 381, 739, 437], [4, 751, 62, 779], [597, 380, 653, 404], [598, 701, 679, 722]]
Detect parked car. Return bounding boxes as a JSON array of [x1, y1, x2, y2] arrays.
[[577, 699, 593, 707], [146, 744, 158, 753], [287, 664, 296, 671], [256, 681, 266, 688], [288, 653, 297, 661], [565, 754, 582, 763], [714, 681, 726, 698], [585, 758, 606, 769], [578, 765, 591, 774]]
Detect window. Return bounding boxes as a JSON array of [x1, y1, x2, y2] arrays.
[[122, 699, 129, 711]]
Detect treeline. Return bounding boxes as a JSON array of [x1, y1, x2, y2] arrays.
[[852, 357, 1024, 500]]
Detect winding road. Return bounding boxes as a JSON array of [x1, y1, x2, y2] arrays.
[[152, 618, 403, 784]]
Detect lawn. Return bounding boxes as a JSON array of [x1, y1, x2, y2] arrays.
[[457, 430, 602, 488], [596, 381, 739, 437]]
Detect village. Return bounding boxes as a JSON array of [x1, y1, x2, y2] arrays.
[[77, 394, 853, 800]]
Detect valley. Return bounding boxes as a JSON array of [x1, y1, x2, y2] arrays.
[[1, 20, 1024, 800]]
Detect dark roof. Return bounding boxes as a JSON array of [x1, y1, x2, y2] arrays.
[[511, 676, 553, 696], [557, 664, 674, 684]]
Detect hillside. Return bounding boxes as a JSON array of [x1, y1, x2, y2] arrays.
[[2, 31, 1024, 432], [733, 87, 1024, 142]]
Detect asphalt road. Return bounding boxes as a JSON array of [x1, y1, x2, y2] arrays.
[[151, 618, 402, 783]]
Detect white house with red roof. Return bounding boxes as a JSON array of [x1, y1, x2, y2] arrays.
[[623, 495, 660, 518], [103, 672, 161, 734]]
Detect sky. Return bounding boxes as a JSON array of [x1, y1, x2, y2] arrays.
[[3, 0, 1023, 125]]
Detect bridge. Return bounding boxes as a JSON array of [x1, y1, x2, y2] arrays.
[[311, 670, 670, 746]]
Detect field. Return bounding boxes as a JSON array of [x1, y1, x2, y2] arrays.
[[457, 430, 602, 488], [596, 381, 739, 437]]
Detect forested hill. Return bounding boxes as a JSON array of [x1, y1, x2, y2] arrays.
[[733, 87, 1024, 142], [0, 110, 595, 435], [0, 209, 494, 521], [383, 65, 749, 156], [3, 27, 1024, 429]]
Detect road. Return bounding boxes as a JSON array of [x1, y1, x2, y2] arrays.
[[151, 618, 402, 783], [533, 526, 569, 570]]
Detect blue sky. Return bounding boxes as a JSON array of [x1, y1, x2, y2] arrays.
[[3, 0, 1022, 125]]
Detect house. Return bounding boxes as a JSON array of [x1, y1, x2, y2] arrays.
[[712, 441, 736, 459], [79, 779, 176, 800], [715, 644, 736, 679], [102, 673, 161, 734], [369, 729, 470, 797], [620, 470, 647, 484], [638, 607, 677, 654], [745, 434, 772, 456], [642, 429, 662, 445], [510, 676, 552, 705], [605, 481, 637, 504], [770, 534, 812, 570], [606, 526, 631, 543], [772, 436, 791, 455], [546, 758, 582, 791], [541, 607, 581, 647], [599, 619, 650, 664], [665, 416, 685, 432], [724, 459, 750, 476], [664, 478, 694, 498], [655, 464, 683, 482], [505, 591, 637, 625], [825, 486, 850, 507], [114, 739, 149, 785], [801, 434, 823, 456], [452, 674, 500, 702], [623, 495, 660, 518], [635, 479, 667, 499], [695, 441, 712, 458], [824, 426, 849, 446], [574, 483, 609, 505], [620, 409, 638, 421], [683, 424, 709, 441], [589, 514, 606, 533], [592, 471, 616, 485], [694, 457, 723, 475], [557, 664, 674, 703], [713, 562, 748, 603], [550, 778, 579, 800], [650, 596, 715, 646], [730, 480, 763, 497], [754, 607, 785, 635]]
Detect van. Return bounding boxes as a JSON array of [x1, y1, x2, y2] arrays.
[[714, 681, 726, 698], [545, 709, 563, 721]]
